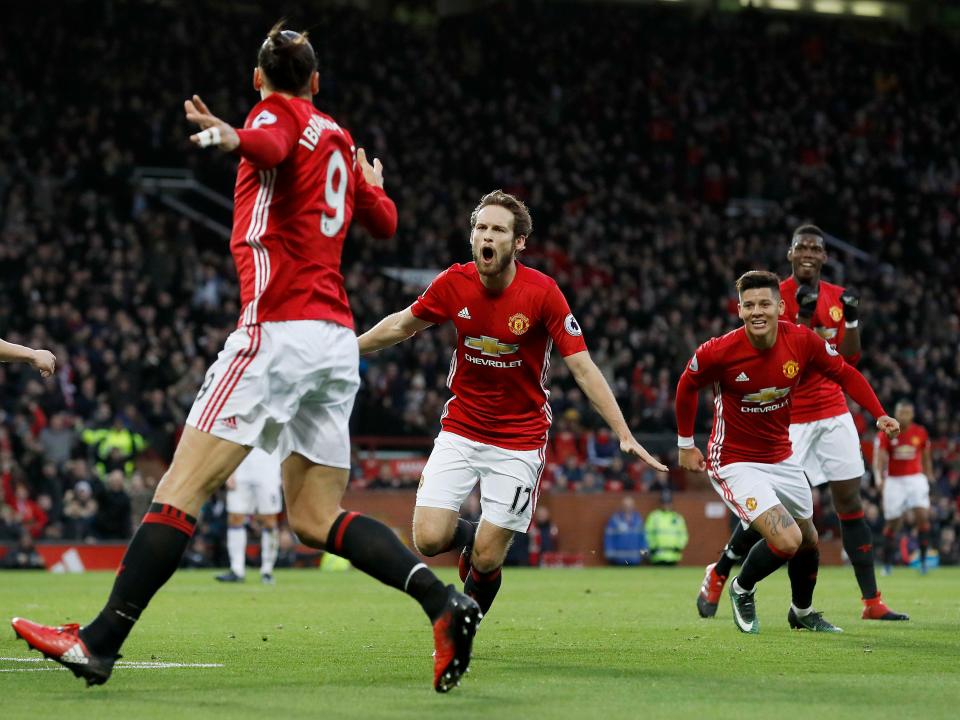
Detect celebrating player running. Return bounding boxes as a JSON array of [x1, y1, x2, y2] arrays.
[[359, 189, 666, 622], [676, 270, 899, 634]]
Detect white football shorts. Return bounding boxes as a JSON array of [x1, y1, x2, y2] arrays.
[[416, 431, 547, 533], [186, 320, 359, 469], [882, 473, 930, 519], [227, 447, 283, 515], [788, 413, 866, 486], [709, 458, 813, 528]]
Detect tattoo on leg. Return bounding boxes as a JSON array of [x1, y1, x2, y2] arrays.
[[762, 506, 794, 537]]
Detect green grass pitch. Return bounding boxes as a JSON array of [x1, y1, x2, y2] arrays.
[[2, 567, 957, 719]]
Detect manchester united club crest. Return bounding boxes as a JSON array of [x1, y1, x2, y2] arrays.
[[782, 360, 800, 379], [746, 497, 758, 512], [507, 313, 531, 336], [829, 305, 843, 322]]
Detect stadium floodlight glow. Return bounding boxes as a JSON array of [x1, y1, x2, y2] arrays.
[[812, 0, 845, 13], [768, 0, 800, 9], [850, 1, 885, 16]]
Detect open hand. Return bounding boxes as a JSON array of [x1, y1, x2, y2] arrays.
[[185, 95, 239, 152], [620, 437, 668, 472], [357, 147, 384, 188]]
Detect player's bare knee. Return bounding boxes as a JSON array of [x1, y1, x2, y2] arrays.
[[769, 527, 802, 557], [472, 540, 509, 573], [412, 527, 449, 557], [287, 509, 337, 550]]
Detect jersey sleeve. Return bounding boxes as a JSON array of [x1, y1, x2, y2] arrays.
[[542, 283, 588, 357], [410, 269, 454, 324], [675, 339, 721, 439], [803, 327, 886, 419], [235, 97, 300, 169]]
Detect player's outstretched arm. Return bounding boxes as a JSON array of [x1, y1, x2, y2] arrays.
[[0, 338, 55, 377], [564, 351, 668, 472], [357, 307, 434, 355]]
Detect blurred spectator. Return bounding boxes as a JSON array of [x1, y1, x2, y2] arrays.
[[81, 415, 146, 478], [528, 506, 559, 566], [604, 496, 647, 566], [38, 413, 76, 466], [646, 490, 689, 565], [1, 530, 45, 569], [10, 483, 48, 539], [95, 470, 133, 539], [62, 480, 98, 541], [586, 429, 619, 468]]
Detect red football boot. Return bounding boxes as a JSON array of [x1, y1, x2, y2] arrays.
[[861, 593, 910, 621], [432, 586, 481, 693], [697, 562, 728, 618], [11, 617, 118, 686]]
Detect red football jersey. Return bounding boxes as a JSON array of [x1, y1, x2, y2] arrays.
[[676, 321, 884, 469], [781, 276, 856, 423], [876, 423, 928, 476], [231, 94, 397, 329], [410, 262, 587, 450]]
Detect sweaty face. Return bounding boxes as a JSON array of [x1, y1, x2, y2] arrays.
[[471, 205, 521, 277], [788, 234, 827, 284], [894, 404, 914, 427], [739, 288, 784, 342]]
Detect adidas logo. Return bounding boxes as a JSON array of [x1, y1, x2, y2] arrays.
[[457, 307, 472, 320], [735, 372, 750, 382], [62, 643, 89, 665], [222, 416, 238, 429]]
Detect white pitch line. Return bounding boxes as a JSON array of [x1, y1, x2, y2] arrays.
[[0, 657, 223, 669]]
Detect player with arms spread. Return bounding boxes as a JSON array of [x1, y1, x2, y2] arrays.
[[677, 271, 900, 634], [359, 190, 666, 620], [874, 400, 934, 575], [697, 226, 907, 621], [13, 24, 479, 694]]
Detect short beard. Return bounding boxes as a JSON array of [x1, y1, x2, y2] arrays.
[[474, 242, 516, 276]]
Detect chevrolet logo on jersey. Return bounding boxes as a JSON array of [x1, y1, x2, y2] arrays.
[[465, 336, 519, 357], [742, 387, 792, 404], [741, 386, 791, 414]]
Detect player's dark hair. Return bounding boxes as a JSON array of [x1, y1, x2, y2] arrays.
[[257, 21, 318, 95], [470, 190, 533, 239], [736, 270, 781, 296], [791, 224, 825, 246]]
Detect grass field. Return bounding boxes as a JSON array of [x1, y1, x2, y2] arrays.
[[1, 567, 957, 719]]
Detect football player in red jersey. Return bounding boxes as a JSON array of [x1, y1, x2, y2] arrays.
[[697, 226, 908, 621], [359, 190, 666, 620], [677, 271, 900, 634], [0, 337, 55, 377], [874, 400, 934, 574], [12, 24, 479, 693]]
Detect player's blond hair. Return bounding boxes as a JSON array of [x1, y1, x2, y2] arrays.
[[470, 190, 533, 239]]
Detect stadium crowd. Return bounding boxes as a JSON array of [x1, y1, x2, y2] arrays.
[[0, 2, 958, 566]]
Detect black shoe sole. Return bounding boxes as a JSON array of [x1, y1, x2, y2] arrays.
[[696, 594, 718, 618], [435, 596, 481, 693], [13, 628, 116, 687]]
